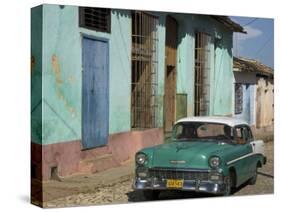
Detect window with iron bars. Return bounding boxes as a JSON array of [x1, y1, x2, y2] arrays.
[[194, 32, 211, 116], [235, 83, 243, 114], [79, 7, 111, 33], [131, 11, 159, 129]]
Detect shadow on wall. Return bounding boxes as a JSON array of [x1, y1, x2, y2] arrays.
[[174, 14, 232, 56]]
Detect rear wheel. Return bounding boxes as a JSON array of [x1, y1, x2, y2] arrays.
[[143, 190, 160, 200]]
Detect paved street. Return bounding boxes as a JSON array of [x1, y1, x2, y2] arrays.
[[43, 141, 274, 208]]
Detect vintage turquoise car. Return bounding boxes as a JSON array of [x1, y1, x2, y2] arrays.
[[133, 116, 267, 199]]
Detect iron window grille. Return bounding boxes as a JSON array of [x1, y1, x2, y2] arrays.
[[235, 83, 243, 114], [79, 7, 111, 33], [131, 11, 159, 129], [194, 32, 211, 116]]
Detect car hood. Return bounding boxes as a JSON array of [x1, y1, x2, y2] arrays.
[[145, 141, 233, 169]]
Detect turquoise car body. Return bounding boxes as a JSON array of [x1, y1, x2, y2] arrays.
[[134, 117, 266, 195]]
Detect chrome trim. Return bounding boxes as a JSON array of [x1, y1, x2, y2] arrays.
[[148, 168, 211, 181], [170, 160, 186, 164], [134, 167, 225, 194], [226, 152, 260, 165], [134, 178, 226, 194], [150, 167, 212, 172]]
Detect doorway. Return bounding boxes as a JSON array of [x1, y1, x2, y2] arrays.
[[164, 16, 178, 132], [82, 37, 109, 149]]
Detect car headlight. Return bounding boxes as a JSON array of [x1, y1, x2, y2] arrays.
[[209, 156, 221, 168], [136, 153, 147, 165]]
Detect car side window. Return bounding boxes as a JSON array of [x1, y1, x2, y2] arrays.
[[241, 127, 248, 142], [175, 125, 183, 139], [246, 126, 253, 141], [234, 126, 248, 144], [242, 126, 253, 143]]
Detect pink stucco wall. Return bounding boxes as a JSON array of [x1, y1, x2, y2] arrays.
[[31, 128, 163, 181]]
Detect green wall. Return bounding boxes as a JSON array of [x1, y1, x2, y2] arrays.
[[33, 5, 132, 145], [42, 5, 82, 144], [173, 14, 234, 117], [31, 4, 235, 145], [154, 12, 166, 128], [31, 5, 43, 143]]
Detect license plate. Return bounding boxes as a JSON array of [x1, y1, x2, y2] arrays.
[[166, 179, 184, 188]]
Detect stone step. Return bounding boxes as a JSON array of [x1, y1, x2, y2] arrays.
[[82, 153, 114, 163], [80, 145, 113, 160]]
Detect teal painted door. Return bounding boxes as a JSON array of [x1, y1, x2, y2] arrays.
[[233, 126, 254, 185], [236, 144, 253, 185], [82, 37, 109, 149]]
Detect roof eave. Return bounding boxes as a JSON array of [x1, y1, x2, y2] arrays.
[[233, 57, 274, 77], [211, 15, 246, 33]]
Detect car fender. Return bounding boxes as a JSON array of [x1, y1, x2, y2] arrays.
[[250, 139, 265, 156]]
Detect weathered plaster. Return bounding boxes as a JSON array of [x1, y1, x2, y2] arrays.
[[32, 5, 236, 146], [173, 14, 234, 117], [31, 5, 43, 144], [234, 72, 256, 125], [256, 76, 274, 128], [41, 5, 132, 144]]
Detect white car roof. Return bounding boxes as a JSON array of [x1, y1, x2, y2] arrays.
[[175, 116, 249, 127]]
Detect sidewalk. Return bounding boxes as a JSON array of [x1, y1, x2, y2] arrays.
[[42, 160, 135, 202]]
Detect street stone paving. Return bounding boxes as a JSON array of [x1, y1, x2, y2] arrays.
[[43, 142, 274, 208]]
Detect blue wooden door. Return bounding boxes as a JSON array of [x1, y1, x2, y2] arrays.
[[82, 37, 109, 149]]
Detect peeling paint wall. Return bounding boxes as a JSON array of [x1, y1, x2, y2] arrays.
[[32, 4, 236, 146], [153, 12, 166, 128], [173, 14, 234, 117], [143, 12, 235, 125], [235, 84, 256, 125], [256, 76, 274, 129], [42, 5, 83, 144], [212, 28, 234, 116], [233, 71, 274, 129], [234, 72, 256, 125], [31, 5, 43, 144], [40, 5, 132, 145]]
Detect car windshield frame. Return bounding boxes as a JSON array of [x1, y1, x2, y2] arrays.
[[172, 121, 235, 143]]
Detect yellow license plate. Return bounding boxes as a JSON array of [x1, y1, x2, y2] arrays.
[[166, 179, 184, 188]]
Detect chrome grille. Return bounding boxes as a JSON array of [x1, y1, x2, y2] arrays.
[[148, 168, 209, 181]]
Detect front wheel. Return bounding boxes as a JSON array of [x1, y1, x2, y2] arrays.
[[143, 190, 160, 200], [223, 176, 232, 196]]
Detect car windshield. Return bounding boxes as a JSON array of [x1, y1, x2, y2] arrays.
[[173, 122, 234, 141]]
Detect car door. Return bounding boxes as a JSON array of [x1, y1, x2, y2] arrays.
[[249, 126, 265, 156], [243, 126, 258, 180], [245, 126, 266, 179], [232, 125, 254, 185]]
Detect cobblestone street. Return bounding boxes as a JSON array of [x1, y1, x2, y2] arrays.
[[43, 142, 274, 208]]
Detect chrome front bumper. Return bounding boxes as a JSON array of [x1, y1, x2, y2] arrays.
[[134, 178, 226, 194]]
